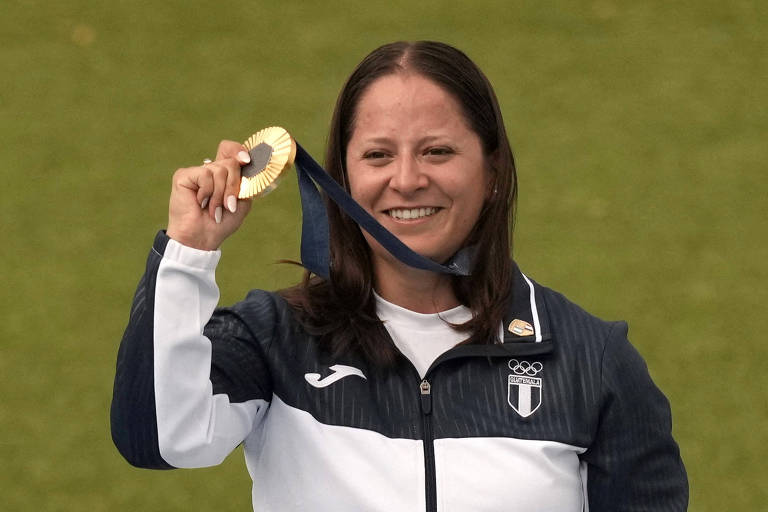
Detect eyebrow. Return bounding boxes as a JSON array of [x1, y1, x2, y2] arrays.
[[357, 134, 452, 146], [359, 137, 395, 145]]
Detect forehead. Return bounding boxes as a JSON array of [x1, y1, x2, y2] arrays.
[[352, 73, 471, 135]]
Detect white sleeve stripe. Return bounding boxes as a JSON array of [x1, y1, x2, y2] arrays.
[[153, 246, 264, 468], [520, 272, 542, 342]]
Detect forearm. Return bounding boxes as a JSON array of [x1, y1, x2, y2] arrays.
[[111, 232, 265, 469]]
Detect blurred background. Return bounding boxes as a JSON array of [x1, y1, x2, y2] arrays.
[[2, 0, 766, 510]]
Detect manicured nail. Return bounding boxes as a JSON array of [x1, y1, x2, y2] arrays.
[[200, 196, 210, 209], [237, 150, 251, 164], [215, 206, 223, 224], [226, 195, 237, 213]]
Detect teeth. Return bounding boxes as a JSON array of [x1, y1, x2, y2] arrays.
[[388, 207, 438, 220]]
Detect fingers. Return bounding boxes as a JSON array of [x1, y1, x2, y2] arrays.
[[200, 156, 247, 223], [193, 168, 214, 209], [167, 141, 255, 250]]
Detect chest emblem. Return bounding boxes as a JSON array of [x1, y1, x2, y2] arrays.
[[507, 359, 543, 418], [305, 364, 366, 388]]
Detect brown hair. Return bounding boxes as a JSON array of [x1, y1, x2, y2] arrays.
[[280, 41, 517, 366]]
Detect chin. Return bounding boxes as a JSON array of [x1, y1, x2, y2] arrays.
[[401, 243, 454, 264], [365, 231, 458, 268]]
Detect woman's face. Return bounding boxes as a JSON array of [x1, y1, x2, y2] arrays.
[[345, 72, 491, 269]]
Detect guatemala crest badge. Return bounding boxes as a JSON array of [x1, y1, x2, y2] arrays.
[[507, 359, 543, 418]]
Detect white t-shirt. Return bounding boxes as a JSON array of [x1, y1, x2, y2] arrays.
[[374, 293, 473, 378]]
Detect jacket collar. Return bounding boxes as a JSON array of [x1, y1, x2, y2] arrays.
[[502, 263, 552, 344], [417, 263, 555, 368]]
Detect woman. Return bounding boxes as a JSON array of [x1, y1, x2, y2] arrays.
[[111, 41, 688, 511]]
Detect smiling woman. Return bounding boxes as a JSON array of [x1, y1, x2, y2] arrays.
[[347, 72, 490, 278], [347, 73, 491, 308], [111, 41, 688, 511], [282, 41, 518, 364]]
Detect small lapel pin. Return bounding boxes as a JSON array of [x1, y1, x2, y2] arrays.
[[508, 319, 534, 337]]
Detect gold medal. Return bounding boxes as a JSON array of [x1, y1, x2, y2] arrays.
[[238, 126, 297, 199]]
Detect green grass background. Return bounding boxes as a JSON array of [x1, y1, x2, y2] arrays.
[[2, 0, 766, 510]]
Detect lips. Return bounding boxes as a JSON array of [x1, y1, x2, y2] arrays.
[[386, 207, 440, 220]]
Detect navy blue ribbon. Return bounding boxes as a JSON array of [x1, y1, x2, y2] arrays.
[[293, 142, 472, 279]]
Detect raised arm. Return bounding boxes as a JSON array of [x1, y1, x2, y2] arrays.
[[111, 142, 272, 468]]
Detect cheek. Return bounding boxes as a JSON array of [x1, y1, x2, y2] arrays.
[[347, 171, 367, 203], [347, 166, 385, 207], [452, 171, 489, 213], [345, 159, 363, 199]]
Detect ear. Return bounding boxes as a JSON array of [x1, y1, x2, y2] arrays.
[[484, 150, 500, 200]]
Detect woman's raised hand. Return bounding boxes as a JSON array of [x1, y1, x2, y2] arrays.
[[166, 140, 254, 250]]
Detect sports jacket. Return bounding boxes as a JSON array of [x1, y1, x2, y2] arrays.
[[111, 232, 688, 511]]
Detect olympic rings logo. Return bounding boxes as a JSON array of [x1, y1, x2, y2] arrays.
[[508, 359, 543, 376]]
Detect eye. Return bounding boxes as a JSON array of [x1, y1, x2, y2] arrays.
[[363, 150, 389, 159], [424, 146, 455, 161], [362, 149, 393, 166]]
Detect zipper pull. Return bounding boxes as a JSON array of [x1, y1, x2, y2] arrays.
[[420, 379, 432, 415]]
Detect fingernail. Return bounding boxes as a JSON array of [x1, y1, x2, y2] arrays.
[[215, 206, 223, 224], [200, 196, 210, 209], [237, 150, 251, 164], [226, 195, 237, 213]]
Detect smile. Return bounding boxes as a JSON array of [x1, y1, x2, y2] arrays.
[[386, 207, 440, 220]]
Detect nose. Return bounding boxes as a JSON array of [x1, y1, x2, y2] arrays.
[[389, 155, 428, 195]]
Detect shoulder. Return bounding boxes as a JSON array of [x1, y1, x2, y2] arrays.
[[531, 278, 662, 400], [237, 288, 289, 314], [530, 277, 629, 357], [210, 289, 299, 342], [526, 277, 666, 432]]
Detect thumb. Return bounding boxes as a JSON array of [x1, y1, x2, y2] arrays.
[[216, 140, 251, 165]]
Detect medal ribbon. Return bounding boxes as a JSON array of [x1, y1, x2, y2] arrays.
[[293, 142, 473, 279]]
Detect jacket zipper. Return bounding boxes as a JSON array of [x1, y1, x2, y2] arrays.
[[408, 342, 553, 511], [419, 378, 436, 512]]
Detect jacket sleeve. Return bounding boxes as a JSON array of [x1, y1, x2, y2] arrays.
[[583, 322, 688, 511], [110, 231, 271, 469]]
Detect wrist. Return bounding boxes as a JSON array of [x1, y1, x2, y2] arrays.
[[166, 228, 220, 251]]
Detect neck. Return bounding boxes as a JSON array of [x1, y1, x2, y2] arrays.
[[372, 255, 459, 313]]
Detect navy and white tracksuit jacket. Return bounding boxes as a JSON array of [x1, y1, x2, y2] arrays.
[[111, 231, 688, 511]]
